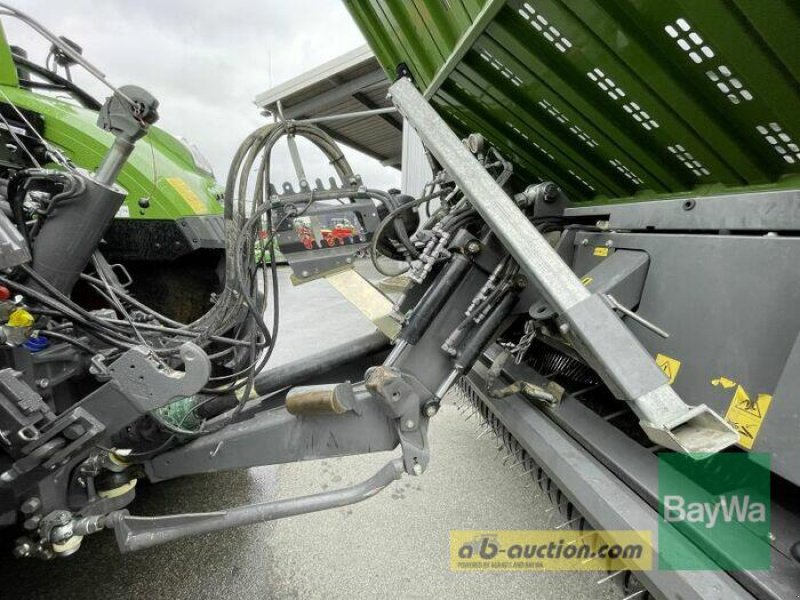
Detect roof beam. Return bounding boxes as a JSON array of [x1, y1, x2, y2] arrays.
[[317, 124, 399, 170], [352, 91, 402, 132], [264, 69, 387, 119]]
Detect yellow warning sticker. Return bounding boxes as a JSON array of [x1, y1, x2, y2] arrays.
[[166, 177, 209, 214], [724, 385, 772, 449], [593, 247, 609, 257], [581, 276, 593, 286], [655, 353, 681, 385], [711, 376, 737, 389]]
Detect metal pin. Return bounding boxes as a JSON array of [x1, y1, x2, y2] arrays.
[[572, 383, 602, 398], [565, 531, 596, 546], [555, 516, 582, 530], [621, 590, 647, 600], [476, 427, 493, 440], [603, 408, 629, 421], [525, 475, 547, 489], [502, 451, 517, 466], [596, 570, 625, 585], [606, 294, 669, 339]]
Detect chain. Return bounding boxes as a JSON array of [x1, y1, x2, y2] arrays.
[[512, 320, 536, 365]]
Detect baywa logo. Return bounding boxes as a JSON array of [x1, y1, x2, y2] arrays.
[[663, 494, 767, 529], [658, 452, 771, 571]]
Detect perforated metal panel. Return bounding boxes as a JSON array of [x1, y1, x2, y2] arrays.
[[346, 0, 800, 202]]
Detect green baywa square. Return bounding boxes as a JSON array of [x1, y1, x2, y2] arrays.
[[658, 452, 771, 571]]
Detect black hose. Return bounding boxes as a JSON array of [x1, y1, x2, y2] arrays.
[[42, 329, 100, 356], [253, 330, 390, 396]]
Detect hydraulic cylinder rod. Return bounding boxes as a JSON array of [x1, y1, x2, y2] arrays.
[[433, 292, 517, 405], [385, 252, 471, 365], [389, 77, 737, 454]]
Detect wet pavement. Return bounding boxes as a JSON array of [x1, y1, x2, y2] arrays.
[[0, 266, 615, 599]]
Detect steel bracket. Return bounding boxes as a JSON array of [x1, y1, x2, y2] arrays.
[[365, 365, 431, 474]]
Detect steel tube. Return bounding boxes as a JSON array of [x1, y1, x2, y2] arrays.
[[291, 107, 398, 126], [111, 458, 404, 552], [94, 137, 135, 187]]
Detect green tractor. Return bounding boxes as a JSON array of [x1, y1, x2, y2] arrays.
[[0, 19, 225, 322]]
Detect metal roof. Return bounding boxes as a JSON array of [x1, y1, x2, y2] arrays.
[[254, 45, 401, 168]]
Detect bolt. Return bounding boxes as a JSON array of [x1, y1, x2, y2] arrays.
[[36, 378, 49, 389], [424, 404, 438, 417], [581, 239, 589, 246], [20, 497, 41, 515], [558, 322, 570, 335], [465, 240, 481, 255], [404, 419, 415, 429], [12, 541, 31, 558], [301, 270, 309, 278], [604, 240, 613, 248], [23, 515, 40, 531], [412, 463, 423, 476], [768, 532, 776, 542]]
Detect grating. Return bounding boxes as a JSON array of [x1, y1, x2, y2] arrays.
[[569, 125, 599, 149], [518, 2, 573, 54], [757, 123, 800, 165], [568, 169, 595, 192], [667, 144, 710, 177], [587, 67, 625, 101], [664, 17, 753, 106], [478, 47, 523, 87], [588, 68, 659, 132], [664, 18, 715, 64], [505, 120, 555, 161], [610, 158, 644, 185]]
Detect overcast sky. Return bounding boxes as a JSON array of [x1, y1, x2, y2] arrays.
[[3, 0, 400, 190]]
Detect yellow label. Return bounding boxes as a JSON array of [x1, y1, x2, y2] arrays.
[[593, 247, 609, 257], [711, 376, 737, 389], [166, 177, 208, 214], [655, 353, 681, 384], [580, 276, 593, 286], [450, 530, 652, 572], [7, 308, 34, 328], [724, 385, 772, 449]]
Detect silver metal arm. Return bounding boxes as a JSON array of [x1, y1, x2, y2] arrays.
[[388, 77, 737, 455]]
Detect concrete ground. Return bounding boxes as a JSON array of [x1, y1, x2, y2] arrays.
[[0, 266, 615, 599]]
